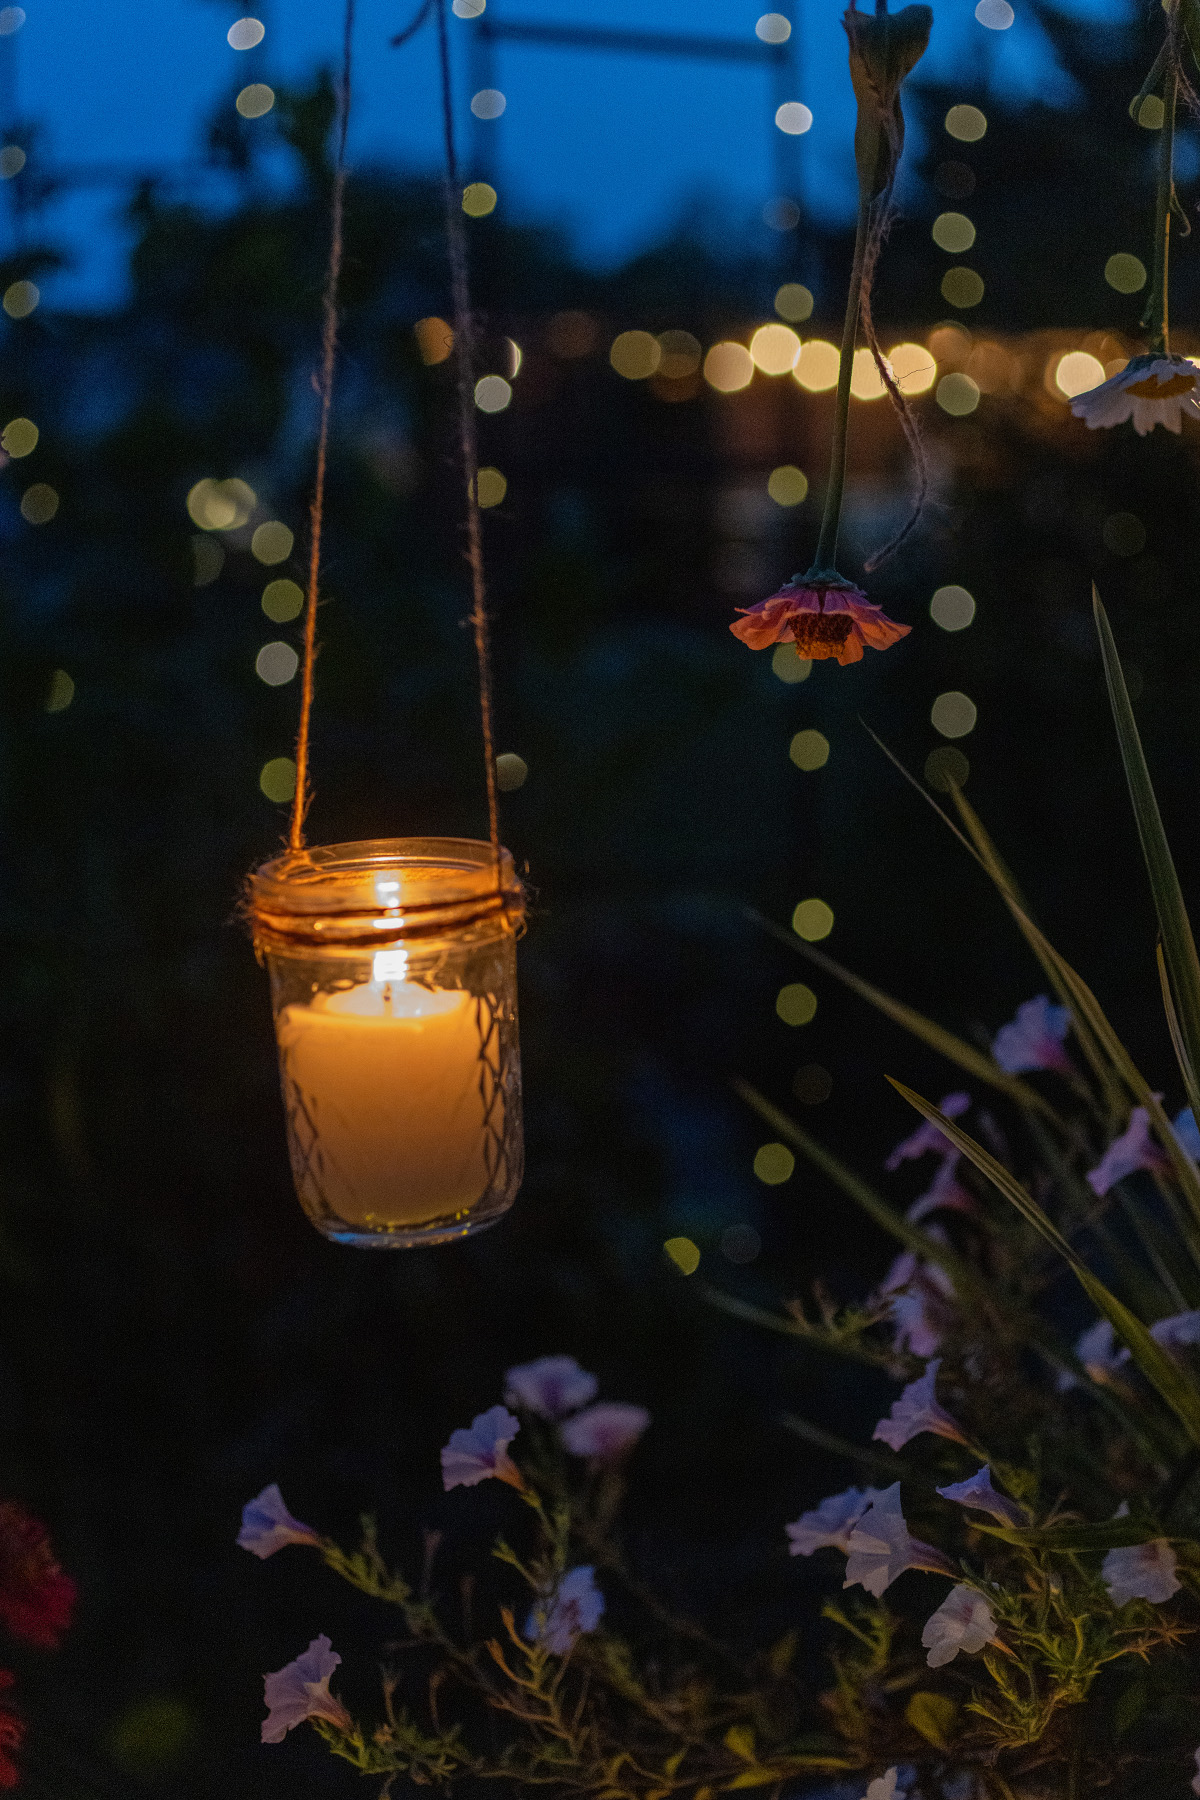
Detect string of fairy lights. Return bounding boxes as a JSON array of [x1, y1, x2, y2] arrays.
[[0, 0, 1182, 1241]]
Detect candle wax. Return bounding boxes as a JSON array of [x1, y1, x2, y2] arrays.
[[276, 979, 496, 1228]]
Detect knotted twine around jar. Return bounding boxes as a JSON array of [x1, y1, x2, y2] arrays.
[[290, 0, 503, 865]]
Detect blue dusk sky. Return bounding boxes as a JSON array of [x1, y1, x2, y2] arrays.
[[16, 0, 1118, 309]]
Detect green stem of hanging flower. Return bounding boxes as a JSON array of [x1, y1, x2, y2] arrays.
[[1147, 63, 1178, 356], [809, 193, 870, 577]]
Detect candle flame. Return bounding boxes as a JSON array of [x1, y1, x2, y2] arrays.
[[373, 948, 409, 982]]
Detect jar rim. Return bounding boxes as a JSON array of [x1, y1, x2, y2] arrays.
[[248, 837, 524, 948]]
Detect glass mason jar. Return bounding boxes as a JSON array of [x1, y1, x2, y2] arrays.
[[248, 837, 524, 1248]]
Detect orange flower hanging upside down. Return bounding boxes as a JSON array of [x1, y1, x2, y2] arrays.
[[730, 576, 910, 666]]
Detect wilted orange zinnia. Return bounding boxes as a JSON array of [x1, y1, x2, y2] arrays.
[[730, 578, 910, 666]]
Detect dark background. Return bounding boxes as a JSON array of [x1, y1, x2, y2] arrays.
[[2, 4, 1200, 1792]]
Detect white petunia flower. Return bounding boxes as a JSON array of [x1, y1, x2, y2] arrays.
[[1101, 1539, 1181, 1605], [921, 1583, 998, 1667], [1071, 352, 1200, 436]]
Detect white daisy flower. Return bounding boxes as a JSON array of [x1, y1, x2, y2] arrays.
[[1071, 352, 1200, 435]]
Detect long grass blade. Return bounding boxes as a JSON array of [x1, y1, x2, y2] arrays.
[[732, 1078, 985, 1300], [748, 911, 1061, 1125], [1157, 941, 1200, 1124], [888, 1081, 1200, 1449], [1094, 591, 1200, 1096]]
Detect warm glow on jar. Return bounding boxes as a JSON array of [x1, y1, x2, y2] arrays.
[[250, 838, 525, 1248]]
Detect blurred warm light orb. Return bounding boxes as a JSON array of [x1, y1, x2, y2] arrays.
[[470, 89, 506, 120], [187, 477, 256, 531], [227, 17, 265, 49], [260, 756, 297, 802], [45, 669, 74, 713], [750, 323, 801, 374], [776, 982, 818, 1026], [495, 753, 528, 791], [768, 464, 808, 506], [937, 372, 980, 415], [945, 103, 987, 141], [0, 146, 24, 178], [453, 0, 486, 14], [474, 467, 507, 508], [1136, 94, 1164, 129], [664, 1236, 701, 1275], [763, 197, 800, 232], [930, 585, 976, 630], [792, 898, 834, 941], [236, 84, 274, 119], [414, 316, 454, 364], [262, 578, 304, 622], [505, 339, 522, 378], [3, 278, 38, 318], [926, 746, 970, 791], [657, 330, 702, 378], [771, 644, 812, 682], [851, 347, 887, 399], [789, 728, 830, 771], [1104, 253, 1146, 293], [462, 183, 497, 217], [21, 483, 57, 524], [756, 12, 792, 42], [793, 339, 839, 391], [474, 374, 512, 412], [754, 1142, 795, 1184], [775, 282, 813, 323], [888, 342, 937, 393], [941, 267, 984, 308], [193, 537, 224, 586], [1, 416, 37, 456], [975, 0, 1014, 27], [256, 642, 300, 687], [932, 211, 976, 253], [931, 690, 978, 739], [775, 102, 813, 135], [251, 522, 294, 566], [0, 8, 25, 34], [704, 342, 754, 392], [610, 330, 661, 380], [1053, 350, 1105, 398]]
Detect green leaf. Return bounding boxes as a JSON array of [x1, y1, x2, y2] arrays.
[[980, 1517, 1157, 1551], [749, 912, 1059, 1123], [723, 1726, 756, 1762], [905, 1691, 958, 1749], [888, 1080, 1200, 1450], [1096, 590, 1200, 1126]]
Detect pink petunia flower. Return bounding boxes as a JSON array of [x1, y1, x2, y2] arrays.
[[503, 1355, 599, 1419], [560, 1402, 650, 1461], [730, 576, 910, 667], [843, 1484, 954, 1595], [1150, 1310, 1200, 1353], [1086, 1106, 1169, 1197], [1102, 1540, 1181, 1605], [261, 1635, 352, 1744], [237, 1485, 323, 1560], [525, 1565, 605, 1654], [936, 1465, 1022, 1527], [785, 1486, 885, 1557], [905, 1157, 976, 1224], [874, 1250, 956, 1360], [873, 1360, 970, 1452], [921, 1584, 998, 1667], [441, 1406, 523, 1491], [1070, 353, 1200, 436], [991, 996, 1072, 1076], [885, 1095, 970, 1170]]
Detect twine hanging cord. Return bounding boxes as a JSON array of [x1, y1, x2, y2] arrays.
[[288, 0, 356, 855]]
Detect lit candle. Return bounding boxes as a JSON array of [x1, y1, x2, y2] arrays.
[[275, 950, 497, 1230]]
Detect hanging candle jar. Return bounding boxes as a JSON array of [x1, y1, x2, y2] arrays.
[[249, 837, 525, 1248]]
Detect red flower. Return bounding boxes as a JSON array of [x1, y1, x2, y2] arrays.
[[730, 577, 910, 666], [0, 1506, 76, 1650], [0, 1672, 23, 1789]]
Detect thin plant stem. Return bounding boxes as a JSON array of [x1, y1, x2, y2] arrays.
[[1148, 65, 1178, 356], [810, 193, 870, 575]]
